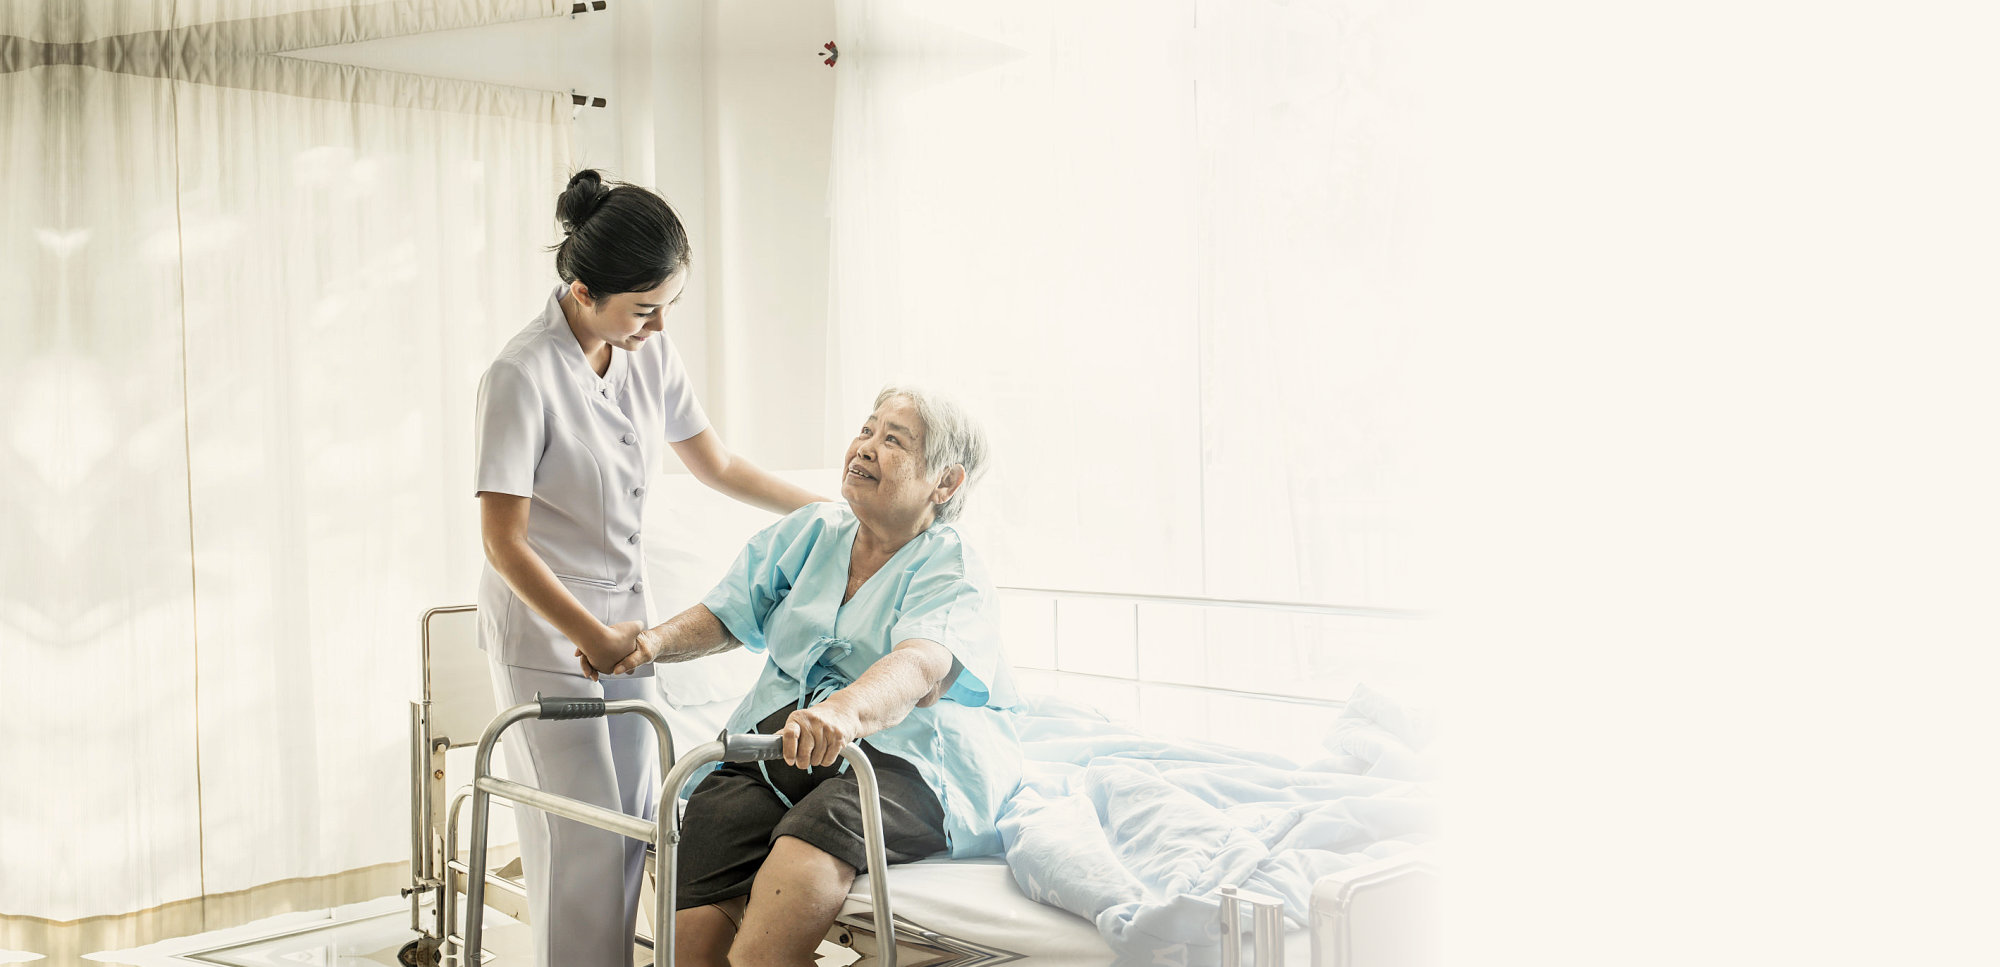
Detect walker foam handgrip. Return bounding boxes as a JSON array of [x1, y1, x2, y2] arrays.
[[720, 731, 787, 762], [535, 696, 607, 720]]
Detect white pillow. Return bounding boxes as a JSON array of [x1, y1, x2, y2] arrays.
[[640, 468, 840, 706], [1318, 683, 1440, 781]]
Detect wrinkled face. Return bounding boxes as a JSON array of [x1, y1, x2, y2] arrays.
[[572, 265, 688, 352], [841, 397, 940, 523]]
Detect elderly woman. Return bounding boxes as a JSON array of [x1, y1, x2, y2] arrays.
[[587, 385, 1021, 967]]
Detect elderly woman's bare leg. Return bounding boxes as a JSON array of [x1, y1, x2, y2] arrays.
[[728, 836, 858, 967], [674, 897, 745, 967]]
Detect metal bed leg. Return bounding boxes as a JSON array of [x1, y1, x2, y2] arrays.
[[1220, 884, 1288, 967], [442, 791, 462, 965], [398, 701, 444, 967], [408, 701, 426, 931]]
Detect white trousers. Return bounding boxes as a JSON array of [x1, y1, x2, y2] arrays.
[[486, 660, 661, 967]]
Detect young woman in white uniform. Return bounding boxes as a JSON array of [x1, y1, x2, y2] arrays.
[[473, 170, 824, 967]]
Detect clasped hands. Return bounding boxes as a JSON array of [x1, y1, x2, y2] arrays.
[[573, 621, 863, 769], [574, 620, 660, 681]]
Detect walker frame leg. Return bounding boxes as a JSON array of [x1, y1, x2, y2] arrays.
[[459, 697, 679, 967], [454, 705, 899, 967]]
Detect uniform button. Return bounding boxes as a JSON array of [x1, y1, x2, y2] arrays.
[[631, 486, 645, 499], [620, 433, 636, 445], [630, 581, 645, 594], [627, 533, 640, 545], [600, 386, 611, 398]]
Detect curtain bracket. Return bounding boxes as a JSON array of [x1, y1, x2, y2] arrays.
[[569, 90, 608, 119]]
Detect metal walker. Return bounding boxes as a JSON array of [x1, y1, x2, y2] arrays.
[[454, 695, 899, 967]]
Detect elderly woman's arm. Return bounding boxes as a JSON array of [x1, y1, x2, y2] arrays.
[[780, 640, 956, 769], [587, 603, 741, 679]]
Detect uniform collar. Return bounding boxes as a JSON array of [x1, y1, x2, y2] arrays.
[[542, 283, 629, 394]]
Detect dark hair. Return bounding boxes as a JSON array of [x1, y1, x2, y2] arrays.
[[552, 169, 692, 297]]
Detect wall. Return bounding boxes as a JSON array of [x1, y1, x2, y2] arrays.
[[697, 0, 835, 469]]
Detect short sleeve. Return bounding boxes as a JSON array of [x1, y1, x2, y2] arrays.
[[699, 506, 827, 653], [473, 359, 545, 498], [658, 337, 711, 444], [891, 536, 1018, 708]]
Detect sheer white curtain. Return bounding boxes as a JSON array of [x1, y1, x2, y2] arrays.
[[1, 1, 569, 934], [823, 0, 1417, 702], [176, 60, 570, 901], [2, 51, 207, 927], [9, 0, 560, 47]]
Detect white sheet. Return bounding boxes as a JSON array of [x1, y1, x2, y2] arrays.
[[841, 858, 1105, 965], [840, 858, 1319, 966]]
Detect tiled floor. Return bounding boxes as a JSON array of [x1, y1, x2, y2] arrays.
[[63, 896, 505, 967], [54, 894, 860, 967]]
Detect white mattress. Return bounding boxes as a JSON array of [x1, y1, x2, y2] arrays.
[[840, 857, 1104, 965], [839, 857, 1315, 966]]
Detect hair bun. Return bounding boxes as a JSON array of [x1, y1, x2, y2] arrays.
[[549, 174, 691, 292], [556, 169, 614, 236]]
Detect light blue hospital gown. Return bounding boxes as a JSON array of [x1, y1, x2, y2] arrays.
[[698, 501, 1023, 859]]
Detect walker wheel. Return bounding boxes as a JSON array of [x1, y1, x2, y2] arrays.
[[398, 936, 441, 966]]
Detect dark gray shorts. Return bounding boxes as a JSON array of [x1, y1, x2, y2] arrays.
[[672, 705, 949, 910]]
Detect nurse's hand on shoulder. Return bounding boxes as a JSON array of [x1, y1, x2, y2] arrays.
[[781, 703, 862, 770]]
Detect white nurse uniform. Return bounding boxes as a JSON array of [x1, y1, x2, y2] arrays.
[[472, 282, 709, 967]]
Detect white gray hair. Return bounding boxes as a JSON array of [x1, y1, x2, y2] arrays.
[[874, 384, 989, 525]]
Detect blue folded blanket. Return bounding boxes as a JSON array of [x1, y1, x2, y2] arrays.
[[997, 686, 1437, 966]]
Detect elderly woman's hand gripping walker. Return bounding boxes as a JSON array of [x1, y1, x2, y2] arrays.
[[580, 387, 1023, 967]]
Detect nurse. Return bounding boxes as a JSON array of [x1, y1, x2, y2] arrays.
[[592, 385, 1022, 967], [473, 169, 824, 967]]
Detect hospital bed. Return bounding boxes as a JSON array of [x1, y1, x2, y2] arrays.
[[401, 469, 1438, 966]]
